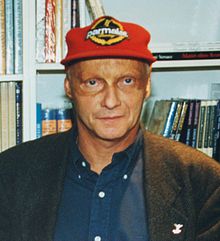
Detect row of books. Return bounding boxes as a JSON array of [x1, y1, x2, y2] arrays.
[[36, 103, 73, 138], [0, 0, 23, 74], [152, 42, 220, 61], [146, 99, 220, 162], [36, 0, 106, 63], [0, 81, 22, 153], [36, 0, 80, 63]]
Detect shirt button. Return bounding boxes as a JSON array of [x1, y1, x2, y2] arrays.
[[98, 191, 105, 198], [78, 174, 81, 179], [123, 174, 128, 180], [94, 236, 101, 241], [82, 161, 86, 167]]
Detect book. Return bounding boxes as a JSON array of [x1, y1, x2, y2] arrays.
[[147, 100, 172, 135], [85, 0, 105, 20], [62, 0, 71, 58], [153, 51, 220, 61], [175, 100, 189, 141], [0, 82, 9, 151], [15, 82, 22, 144], [71, 0, 80, 28], [184, 100, 195, 146], [163, 101, 178, 138], [191, 100, 201, 148], [196, 100, 207, 153], [207, 100, 218, 158], [14, 0, 23, 74], [42, 108, 57, 136], [5, 0, 15, 74], [45, 0, 56, 63], [8, 82, 16, 148], [36, 0, 46, 63], [56, 108, 73, 132], [170, 100, 183, 140], [55, 0, 62, 62], [213, 100, 220, 161], [203, 101, 212, 156], [36, 103, 42, 138], [0, 0, 6, 74]]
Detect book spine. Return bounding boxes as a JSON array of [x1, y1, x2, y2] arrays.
[[55, 0, 62, 62], [191, 100, 201, 148], [71, 0, 80, 28], [207, 101, 218, 158], [42, 108, 57, 136], [15, 82, 23, 144], [85, 0, 96, 20], [153, 51, 220, 61], [196, 101, 207, 152], [185, 100, 195, 145], [36, 0, 46, 63], [56, 108, 73, 133], [213, 100, 220, 161], [203, 101, 211, 156], [45, 0, 56, 63], [175, 101, 189, 141], [0, 82, 9, 151], [5, 0, 15, 74], [163, 101, 177, 138], [36, 103, 42, 138], [13, 0, 23, 74], [0, 0, 6, 74], [170, 101, 183, 140], [62, 0, 71, 57], [8, 82, 16, 148]]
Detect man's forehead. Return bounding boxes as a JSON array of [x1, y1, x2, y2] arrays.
[[67, 58, 149, 72]]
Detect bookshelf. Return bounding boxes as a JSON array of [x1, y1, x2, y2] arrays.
[[1, 0, 220, 150]]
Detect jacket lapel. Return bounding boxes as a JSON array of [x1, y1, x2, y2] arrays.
[[143, 131, 188, 241], [21, 130, 73, 241]]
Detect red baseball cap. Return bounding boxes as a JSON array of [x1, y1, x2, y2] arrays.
[[61, 16, 156, 66]]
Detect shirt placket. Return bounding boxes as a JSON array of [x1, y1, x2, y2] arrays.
[[88, 177, 113, 241]]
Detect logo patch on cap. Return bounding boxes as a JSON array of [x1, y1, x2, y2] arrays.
[[86, 16, 128, 46]]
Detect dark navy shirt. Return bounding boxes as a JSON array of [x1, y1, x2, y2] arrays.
[[54, 131, 148, 241]]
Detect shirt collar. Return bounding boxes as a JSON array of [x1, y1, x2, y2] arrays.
[[70, 128, 143, 180]]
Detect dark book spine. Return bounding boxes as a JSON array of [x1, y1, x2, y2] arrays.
[[185, 100, 195, 145], [71, 0, 80, 28], [213, 101, 220, 161], [153, 51, 220, 61], [15, 82, 23, 144], [191, 100, 201, 148]]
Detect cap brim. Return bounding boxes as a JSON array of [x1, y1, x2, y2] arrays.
[[61, 49, 156, 66]]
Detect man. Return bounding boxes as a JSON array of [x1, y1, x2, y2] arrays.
[[0, 16, 220, 241]]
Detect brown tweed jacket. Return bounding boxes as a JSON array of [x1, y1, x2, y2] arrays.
[[0, 128, 219, 241]]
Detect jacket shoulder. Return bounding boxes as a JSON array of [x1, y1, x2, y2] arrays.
[[0, 129, 73, 173]]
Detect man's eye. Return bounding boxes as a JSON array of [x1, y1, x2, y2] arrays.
[[87, 79, 97, 86], [123, 78, 134, 85]]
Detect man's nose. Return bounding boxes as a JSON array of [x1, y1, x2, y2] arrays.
[[101, 86, 121, 109]]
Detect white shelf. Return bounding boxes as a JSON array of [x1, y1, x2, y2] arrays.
[[36, 59, 220, 72], [0, 74, 23, 81], [153, 59, 220, 69], [36, 63, 64, 71]]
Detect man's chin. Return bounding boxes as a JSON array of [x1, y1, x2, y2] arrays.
[[94, 128, 130, 142]]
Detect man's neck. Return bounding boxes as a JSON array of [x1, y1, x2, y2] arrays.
[[77, 128, 139, 174]]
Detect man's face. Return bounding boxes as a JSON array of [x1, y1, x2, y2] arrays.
[[65, 58, 150, 141]]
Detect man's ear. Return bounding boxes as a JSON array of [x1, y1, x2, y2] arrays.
[[145, 66, 152, 99], [64, 77, 73, 99]]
